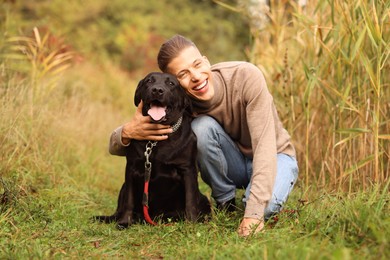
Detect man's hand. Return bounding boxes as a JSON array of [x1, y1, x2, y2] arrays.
[[121, 101, 173, 144], [237, 217, 264, 237]]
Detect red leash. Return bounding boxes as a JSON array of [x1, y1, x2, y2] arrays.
[[143, 180, 157, 226], [141, 118, 182, 226], [143, 141, 158, 226]]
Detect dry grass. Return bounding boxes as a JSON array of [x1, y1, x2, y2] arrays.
[[249, 0, 389, 191], [1, 28, 131, 195]]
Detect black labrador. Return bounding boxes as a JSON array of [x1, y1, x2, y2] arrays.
[[94, 72, 211, 228]]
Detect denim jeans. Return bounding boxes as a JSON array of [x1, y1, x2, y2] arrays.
[[191, 115, 299, 219]]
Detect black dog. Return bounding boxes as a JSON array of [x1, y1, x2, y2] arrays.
[[94, 72, 211, 228]]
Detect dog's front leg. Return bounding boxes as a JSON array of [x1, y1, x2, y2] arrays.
[[116, 181, 135, 228], [183, 169, 201, 222]]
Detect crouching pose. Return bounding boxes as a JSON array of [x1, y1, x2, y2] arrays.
[[109, 35, 299, 236]]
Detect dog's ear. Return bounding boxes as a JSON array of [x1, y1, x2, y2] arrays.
[[184, 95, 194, 116], [134, 78, 144, 107], [177, 85, 193, 116]]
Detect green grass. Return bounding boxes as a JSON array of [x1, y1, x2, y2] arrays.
[[1, 177, 388, 259]]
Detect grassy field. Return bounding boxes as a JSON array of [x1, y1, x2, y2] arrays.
[[1, 0, 389, 259], [1, 158, 389, 259]]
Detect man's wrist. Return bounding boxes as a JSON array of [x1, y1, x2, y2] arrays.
[[121, 126, 132, 145], [244, 200, 266, 220], [122, 137, 131, 145]]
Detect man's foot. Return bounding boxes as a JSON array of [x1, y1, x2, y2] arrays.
[[216, 198, 236, 212]]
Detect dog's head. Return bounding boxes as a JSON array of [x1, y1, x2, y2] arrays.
[[134, 72, 191, 124]]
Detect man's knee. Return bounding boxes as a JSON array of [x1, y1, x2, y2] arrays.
[[191, 116, 221, 155], [191, 116, 219, 140]]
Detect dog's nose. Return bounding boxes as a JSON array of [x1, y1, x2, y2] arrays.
[[152, 86, 164, 97]]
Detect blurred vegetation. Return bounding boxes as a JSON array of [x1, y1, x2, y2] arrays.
[[2, 0, 250, 75]]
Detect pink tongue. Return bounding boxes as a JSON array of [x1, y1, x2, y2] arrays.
[[148, 105, 167, 121]]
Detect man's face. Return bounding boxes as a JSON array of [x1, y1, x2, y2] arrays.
[[167, 46, 214, 101]]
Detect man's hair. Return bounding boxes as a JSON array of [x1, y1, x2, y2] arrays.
[[157, 35, 196, 73]]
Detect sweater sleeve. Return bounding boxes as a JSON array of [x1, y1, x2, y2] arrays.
[[241, 63, 277, 219], [108, 126, 130, 156]]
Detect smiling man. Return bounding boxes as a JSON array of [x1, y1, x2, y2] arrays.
[[109, 35, 299, 236]]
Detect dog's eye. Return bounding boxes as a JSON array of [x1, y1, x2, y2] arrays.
[[168, 81, 175, 86], [146, 77, 154, 83]]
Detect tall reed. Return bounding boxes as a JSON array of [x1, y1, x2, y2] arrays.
[[250, 0, 389, 190], [4, 27, 73, 115]]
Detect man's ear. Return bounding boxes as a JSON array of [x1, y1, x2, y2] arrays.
[[203, 56, 210, 66], [134, 78, 144, 106]]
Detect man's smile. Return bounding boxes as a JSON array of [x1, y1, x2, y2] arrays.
[[193, 80, 208, 91]]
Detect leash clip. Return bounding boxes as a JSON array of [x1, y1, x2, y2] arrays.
[[144, 141, 157, 171]]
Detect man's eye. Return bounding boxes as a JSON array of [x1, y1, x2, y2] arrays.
[[177, 72, 187, 79]]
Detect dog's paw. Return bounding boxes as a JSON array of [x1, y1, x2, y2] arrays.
[[116, 215, 133, 229], [116, 222, 130, 230]]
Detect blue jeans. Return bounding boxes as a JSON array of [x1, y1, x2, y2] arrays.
[[191, 116, 299, 220]]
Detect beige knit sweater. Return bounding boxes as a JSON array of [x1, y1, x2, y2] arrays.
[[109, 61, 296, 219], [191, 61, 296, 219]]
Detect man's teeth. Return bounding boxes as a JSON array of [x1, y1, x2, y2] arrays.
[[194, 80, 207, 90]]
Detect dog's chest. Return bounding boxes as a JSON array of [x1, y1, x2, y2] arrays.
[[130, 136, 194, 162], [126, 143, 189, 176]]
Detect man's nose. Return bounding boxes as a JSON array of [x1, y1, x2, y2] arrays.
[[190, 69, 201, 81]]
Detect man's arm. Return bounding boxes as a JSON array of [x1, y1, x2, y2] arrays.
[[237, 63, 277, 236], [108, 125, 129, 156]]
